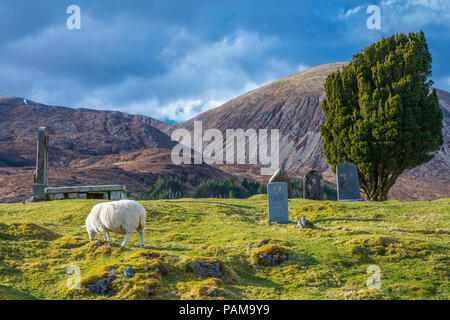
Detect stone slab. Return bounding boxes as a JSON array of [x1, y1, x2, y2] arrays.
[[267, 182, 289, 224], [46, 185, 127, 194]]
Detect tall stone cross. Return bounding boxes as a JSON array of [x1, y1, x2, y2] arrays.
[[32, 127, 49, 200]]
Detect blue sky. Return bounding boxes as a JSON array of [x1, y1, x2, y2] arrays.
[[1, 0, 449, 122]]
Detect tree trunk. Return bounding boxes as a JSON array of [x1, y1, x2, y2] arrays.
[[359, 169, 401, 201]]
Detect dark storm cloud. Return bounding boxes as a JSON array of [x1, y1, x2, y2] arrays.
[[0, 0, 449, 121]]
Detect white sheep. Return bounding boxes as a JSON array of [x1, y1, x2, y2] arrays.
[[84, 200, 146, 248]]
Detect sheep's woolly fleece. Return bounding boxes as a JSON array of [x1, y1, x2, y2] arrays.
[[85, 200, 146, 236]]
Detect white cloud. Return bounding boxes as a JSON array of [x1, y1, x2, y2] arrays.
[[70, 30, 302, 122], [338, 5, 365, 19]]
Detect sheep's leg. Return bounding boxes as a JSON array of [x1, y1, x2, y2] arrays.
[[121, 233, 131, 247], [104, 232, 110, 241], [139, 230, 145, 248]]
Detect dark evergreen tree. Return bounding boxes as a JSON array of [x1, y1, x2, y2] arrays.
[[321, 31, 444, 201]]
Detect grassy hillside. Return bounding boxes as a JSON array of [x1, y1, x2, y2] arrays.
[[0, 197, 448, 300]]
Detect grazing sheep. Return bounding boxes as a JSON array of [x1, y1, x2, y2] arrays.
[[84, 200, 146, 248]]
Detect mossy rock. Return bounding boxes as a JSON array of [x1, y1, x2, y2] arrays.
[[84, 240, 113, 253], [180, 257, 223, 278], [78, 262, 163, 300], [251, 245, 289, 266], [145, 261, 167, 279]]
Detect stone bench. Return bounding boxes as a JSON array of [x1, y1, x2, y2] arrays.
[[45, 185, 127, 201]]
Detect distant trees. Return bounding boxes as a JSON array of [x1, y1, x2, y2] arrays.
[[131, 175, 337, 200], [321, 31, 444, 201], [196, 178, 263, 198], [148, 175, 186, 200], [291, 180, 303, 198]]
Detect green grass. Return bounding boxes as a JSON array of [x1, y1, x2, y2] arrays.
[[0, 197, 448, 300]]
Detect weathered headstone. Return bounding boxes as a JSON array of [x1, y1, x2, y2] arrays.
[[267, 182, 289, 224], [269, 168, 292, 198], [303, 170, 323, 200], [32, 127, 49, 201], [336, 162, 362, 201]]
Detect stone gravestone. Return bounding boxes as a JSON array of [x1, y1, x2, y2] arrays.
[[267, 182, 289, 224], [269, 168, 292, 198], [303, 170, 323, 200], [32, 127, 49, 201], [336, 162, 362, 201]]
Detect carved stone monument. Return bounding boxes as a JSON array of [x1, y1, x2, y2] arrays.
[[269, 168, 292, 198], [32, 127, 49, 201], [303, 170, 323, 200], [267, 182, 289, 224], [336, 162, 362, 201]]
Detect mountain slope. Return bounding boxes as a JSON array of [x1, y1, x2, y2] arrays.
[[0, 97, 175, 167], [168, 63, 347, 172]]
